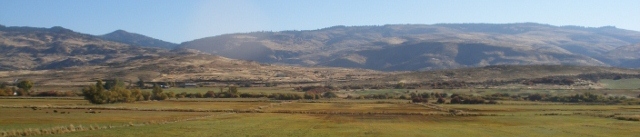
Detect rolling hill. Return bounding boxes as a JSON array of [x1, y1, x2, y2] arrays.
[[2, 24, 639, 87], [178, 23, 640, 71], [100, 30, 178, 49], [0, 25, 381, 85]]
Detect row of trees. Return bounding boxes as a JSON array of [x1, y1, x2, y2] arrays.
[[536, 93, 629, 103], [286, 73, 640, 90], [0, 80, 34, 96], [450, 96, 488, 104], [175, 91, 336, 100], [82, 80, 170, 104]]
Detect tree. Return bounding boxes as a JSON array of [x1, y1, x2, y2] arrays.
[[450, 96, 462, 104], [204, 91, 216, 98], [412, 97, 427, 103], [82, 80, 109, 104], [166, 91, 176, 99], [130, 88, 144, 101], [323, 91, 338, 98], [304, 92, 316, 99], [613, 75, 622, 80], [228, 86, 238, 94], [141, 91, 152, 100], [96, 80, 105, 92], [17, 80, 33, 92], [437, 98, 446, 104], [395, 82, 406, 89], [420, 93, 431, 99], [178, 92, 188, 99], [528, 93, 544, 101], [0, 88, 8, 96], [194, 92, 204, 98], [137, 79, 145, 89], [104, 79, 125, 90], [110, 86, 133, 103], [151, 84, 166, 100], [0, 82, 7, 89], [15, 89, 29, 96], [82, 80, 139, 104]]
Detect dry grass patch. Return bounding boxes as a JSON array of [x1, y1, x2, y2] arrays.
[[0, 98, 89, 107], [0, 108, 213, 130], [49, 113, 640, 137], [269, 102, 440, 114], [444, 104, 640, 112], [102, 100, 272, 110]]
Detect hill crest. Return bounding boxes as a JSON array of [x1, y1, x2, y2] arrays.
[[178, 23, 640, 71], [101, 29, 177, 49]]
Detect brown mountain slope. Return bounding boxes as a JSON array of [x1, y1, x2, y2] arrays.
[[178, 23, 640, 71], [388, 65, 640, 83], [0, 26, 165, 70], [0, 25, 382, 85], [100, 30, 178, 49]]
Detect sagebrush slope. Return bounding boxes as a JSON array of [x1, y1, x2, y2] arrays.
[[179, 23, 640, 71]]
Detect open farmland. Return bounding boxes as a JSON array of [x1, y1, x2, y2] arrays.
[[49, 113, 640, 137], [141, 87, 301, 95], [600, 79, 640, 90], [2, 91, 640, 137], [2, 77, 640, 136]]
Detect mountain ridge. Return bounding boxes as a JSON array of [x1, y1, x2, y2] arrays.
[[178, 23, 640, 71], [0, 25, 383, 84], [0, 25, 170, 70], [100, 29, 178, 49]]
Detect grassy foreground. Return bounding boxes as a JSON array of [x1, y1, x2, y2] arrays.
[[50, 113, 640, 137], [2, 96, 640, 137]]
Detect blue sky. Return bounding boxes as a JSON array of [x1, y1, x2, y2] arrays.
[[1, 0, 638, 43]]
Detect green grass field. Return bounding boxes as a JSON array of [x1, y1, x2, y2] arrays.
[[0, 108, 213, 130], [352, 88, 640, 99], [2, 89, 640, 137], [267, 102, 440, 113], [48, 113, 640, 137], [0, 98, 89, 106], [101, 100, 273, 110], [600, 78, 640, 89]]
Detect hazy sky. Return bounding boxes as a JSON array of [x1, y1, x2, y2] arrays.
[[1, 0, 638, 43]]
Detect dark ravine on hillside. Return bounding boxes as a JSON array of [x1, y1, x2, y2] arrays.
[[178, 23, 640, 71]]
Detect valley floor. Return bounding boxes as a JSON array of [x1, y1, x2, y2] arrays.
[[2, 96, 640, 137]]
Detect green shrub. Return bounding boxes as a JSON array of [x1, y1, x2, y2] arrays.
[[82, 81, 108, 104], [412, 97, 427, 103], [166, 91, 176, 98], [437, 98, 446, 104], [17, 80, 33, 92], [204, 91, 216, 98], [450, 96, 462, 104], [323, 91, 338, 98], [130, 88, 144, 101], [151, 84, 166, 100], [0, 89, 8, 96], [82, 80, 142, 104], [141, 91, 152, 101]]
